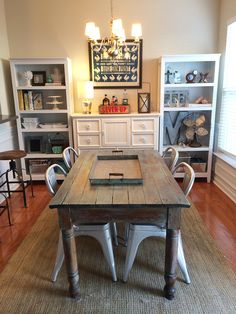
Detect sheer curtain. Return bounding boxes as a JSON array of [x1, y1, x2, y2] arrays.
[[217, 21, 236, 158]]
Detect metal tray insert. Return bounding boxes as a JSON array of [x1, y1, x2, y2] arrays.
[[89, 154, 143, 185]]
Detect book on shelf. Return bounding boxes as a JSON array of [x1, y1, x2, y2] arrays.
[[45, 82, 62, 86], [188, 103, 211, 107], [17, 90, 24, 111], [23, 91, 29, 110], [32, 92, 43, 110], [28, 91, 34, 110], [20, 91, 44, 111]]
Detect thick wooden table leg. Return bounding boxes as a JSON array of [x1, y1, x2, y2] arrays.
[[58, 208, 80, 299], [62, 227, 80, 300], [164, 228, 179, 300]]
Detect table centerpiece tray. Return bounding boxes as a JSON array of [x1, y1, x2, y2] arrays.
[[89, 154, 143, 185]]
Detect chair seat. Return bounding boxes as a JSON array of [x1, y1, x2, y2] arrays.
[[52, 222, 117, 282], [123, 223, 191, 284], [74, 223, 111, 231], [0, 150, 26, 160]]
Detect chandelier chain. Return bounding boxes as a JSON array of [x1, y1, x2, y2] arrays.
[[110, 0, 113, 19]]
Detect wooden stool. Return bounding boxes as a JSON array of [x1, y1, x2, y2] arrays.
[[0, 150, 34, 207]]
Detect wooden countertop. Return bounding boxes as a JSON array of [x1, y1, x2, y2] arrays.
[[0, 115, 18, 124], [71, 112, 160, 118]]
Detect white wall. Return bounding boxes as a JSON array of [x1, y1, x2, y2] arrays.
[[0, 0, 14, 115], [4, 0, 220, 112], [0, 0, 18, 193]]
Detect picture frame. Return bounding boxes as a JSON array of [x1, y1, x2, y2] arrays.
[[164, 92, 171, 106], [32, 92, 43, 110], [89, 39, 143, 88], [26, 136, 43, 153], [32, 71, 46, 86], [164, 90, 188, 107]]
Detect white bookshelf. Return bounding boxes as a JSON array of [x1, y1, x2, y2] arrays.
[[10, 58, 74, 180], [157, 54, 220, 182]]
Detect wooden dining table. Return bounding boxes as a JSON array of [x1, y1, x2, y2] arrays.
[[49, 149, 190, 300]]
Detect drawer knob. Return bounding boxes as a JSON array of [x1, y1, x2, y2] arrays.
[[86, 124, 90, 130], [140, 123, 146, 129], [140, 137, 146, 143], [86, 138, 91, 144]]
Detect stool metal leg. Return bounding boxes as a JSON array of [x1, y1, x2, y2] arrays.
[[28, 170, 34, 198], [15, 169, 27, 208], [0, 159, 35, 208], [5, 170, 11, 199], [0, 193, 12, 226]]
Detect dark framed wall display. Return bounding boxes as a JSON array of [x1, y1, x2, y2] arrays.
[[26, 136, 43, 153], [89, 40, 142, 88], [32, 71, 46, 86]]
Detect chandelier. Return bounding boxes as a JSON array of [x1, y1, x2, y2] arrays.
[[85, 0, 142, 59]]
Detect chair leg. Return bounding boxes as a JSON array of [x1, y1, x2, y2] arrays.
[[51, 232, 65, 282], [15, 169, 27, 208], [177, 234, 191, 284], [123, 226, 148, 282], [111, 222, 119, 246], [5, 196, 12, 226], [124, 222, 130, 246], [95, 227, 117, 282], [0, 193, 12, 226], [28, 170, 34, 197], [5, 170, 11, 199]]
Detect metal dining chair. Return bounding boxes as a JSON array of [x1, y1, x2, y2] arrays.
[[45, 163, 117, 282], [122, 146, 179, 246], [62, 146, 119, 247], [162, 146, 179, 173], [123, 162, 195, 284], [62, 146, 79, 171]]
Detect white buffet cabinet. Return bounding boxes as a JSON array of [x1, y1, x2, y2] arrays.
[[72, 113, 160, 151]]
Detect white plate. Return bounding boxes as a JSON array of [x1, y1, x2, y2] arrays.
[[38, 123, 67, 129]]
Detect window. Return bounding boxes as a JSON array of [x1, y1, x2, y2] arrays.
[[217, 20, 236, 158]]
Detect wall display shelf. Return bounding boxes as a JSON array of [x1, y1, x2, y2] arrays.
[[10, 58, 74, 180], [157, 54, 220, 182], [72, 113, 159, 151]]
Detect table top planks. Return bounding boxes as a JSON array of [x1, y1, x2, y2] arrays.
[[49, 150, 190, 210]]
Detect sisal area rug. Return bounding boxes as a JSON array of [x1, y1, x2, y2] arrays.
[[0, 204, 236, 314]]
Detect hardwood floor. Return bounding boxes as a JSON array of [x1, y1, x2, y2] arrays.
[[0, 181, 235, 274], [189, 181, 236, 273], [0, 183, 51, 273]]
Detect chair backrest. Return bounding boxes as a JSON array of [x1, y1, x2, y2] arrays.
[[173, 162, 195, 196], [45, 164, 67, 195], [63, 147, 79, 170], [162, 146, 179, 173]]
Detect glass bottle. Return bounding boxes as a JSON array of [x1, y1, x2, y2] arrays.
[[122, 89, 128, 105], [111, 95, 118, 106], [103, 94, 110, 106]]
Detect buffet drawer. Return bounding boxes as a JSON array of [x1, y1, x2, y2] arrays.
[[132, 134, 155, 146], [76, 119, 100, 132], [77, 134, 100, 147], [132, 118, 155, 132]]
